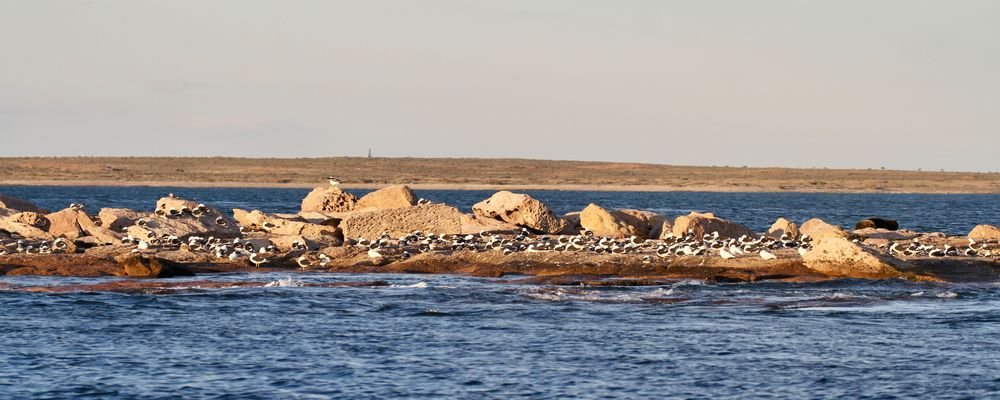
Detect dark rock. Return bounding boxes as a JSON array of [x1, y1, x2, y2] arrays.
[[855, 218, 899, 231]]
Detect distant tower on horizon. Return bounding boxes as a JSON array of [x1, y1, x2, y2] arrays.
[[368, 148, 372, 158]]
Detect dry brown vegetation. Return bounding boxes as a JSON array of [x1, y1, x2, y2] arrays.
[[1, 157, 998, 193]]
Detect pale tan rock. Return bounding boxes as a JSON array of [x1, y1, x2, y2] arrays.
[[561, 212, 583, 234], [44, 208, 119, 244], [98, 208, 150, 232], [458, 214, 520, 235], [672, 211, 754, 239], [969, 224, 1000, 241], [233, 208, 339, 239], [0, 212, 54, 240], [355, 185, 417, 211], [126, 213, 240, 241], [233, 209, 268, 229], [800, 218, 848, 239], [472, 191, 566, 234], [297, 212, 340, 225], [0, 194, 45, 213], [155, 197, 200, 213], [579, 204, 647, 239], [618, 209, 668, 238], [301, 186, 358, 214], [802, 235, 908, 279], [46, 208, 87, 239], [767, 218, 800, 239], [852, 228, 921, 241], [341, 204, 465, 240], [267, 235, 328, 252]]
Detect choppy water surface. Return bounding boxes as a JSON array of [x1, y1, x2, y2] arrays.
[[1, 274, 999, 399], [1, 186, 999, 398]]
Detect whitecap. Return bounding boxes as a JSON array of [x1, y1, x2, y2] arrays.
[[390, 281, 430, 289], [936, 291, 959, 298], [264, 278, 304, 287]]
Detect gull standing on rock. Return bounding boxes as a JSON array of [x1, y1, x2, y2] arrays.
[[326, 176, 342, 187]]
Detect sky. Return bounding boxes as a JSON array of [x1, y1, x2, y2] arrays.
[[0, 1, 998, 171]]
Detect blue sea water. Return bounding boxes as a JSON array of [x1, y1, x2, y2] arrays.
[[1, 186, 999, 399]]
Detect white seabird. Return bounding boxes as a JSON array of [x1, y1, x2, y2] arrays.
[[326, 176, 342, 187]]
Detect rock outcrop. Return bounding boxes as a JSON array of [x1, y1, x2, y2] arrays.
[[354, 185, 417, 211], [232, 209, 342, 243], [802, 235, 908, 279], [126, 197, 239, 241], [0, 212, 54, 240], [114, 253, 194, 278], [472, 191, 566, 234], [969, 224, 1000, 241], [671, 212, 754, 239], [301, 186, 358, 214], [340, 204, 466, 240], [0, 194, 45, 213], [579, 204, 648, 239], [98, 208, 150, 232], [768, 217, 800, 239], [800, 218, 848, 239], [855, 218, 899, 231], [45, 208, 122, 244]]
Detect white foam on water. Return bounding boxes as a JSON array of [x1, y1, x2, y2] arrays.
[[910, 291, 926, 297], [821, 292, 870, 300], [390, 281, 430, 289], [936, 291, 959, 298], [521, 287, 667, 303], [265, 278, 304, 287]]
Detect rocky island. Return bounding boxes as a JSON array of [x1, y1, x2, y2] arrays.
[[1, 186, 998, 285]]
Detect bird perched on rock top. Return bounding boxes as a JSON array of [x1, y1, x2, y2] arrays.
[[759, 250, 777, 260], [326, 176, 342, 187]]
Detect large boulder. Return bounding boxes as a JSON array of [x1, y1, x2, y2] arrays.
[[233, 209, 341, 242], [126, 198, 239, 241], [114, 253, 194, 278], [99, 208, 150, 232], [0, 212, 54, 240], [672, 212, 754, 239], [301, 186, 358, 214], [472, 191, 566, 234], [46, 208, 90, 239], [767, 217, 800, 239], [969, 224, 1000, 241], [579, 204, 648, 239], [458, 214, 521, 235], [800, 218, 848, 239], [341, 204, 466, 240], [355, 185, 417, 211], [0, 194, 45, 213], [802, 235, 908, 279]]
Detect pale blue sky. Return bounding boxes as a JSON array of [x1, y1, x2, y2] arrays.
[[1, 1, 998, 171]]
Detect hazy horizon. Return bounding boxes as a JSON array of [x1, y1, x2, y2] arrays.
[[2, 1, 998, 172]]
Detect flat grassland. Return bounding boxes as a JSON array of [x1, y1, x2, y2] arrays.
[[1, 157, 997, 193]]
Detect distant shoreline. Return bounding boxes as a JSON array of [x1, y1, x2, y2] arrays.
[[0, 179, 994, 194], [1, 157, 997, 194]]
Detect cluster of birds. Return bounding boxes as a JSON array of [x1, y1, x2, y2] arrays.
[[346, 228, 816, 264], [0, 238, 73, 255], [887, 237, 998, 258]]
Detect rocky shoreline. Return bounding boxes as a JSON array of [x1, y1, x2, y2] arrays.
[[1, 187, 999, 284]]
